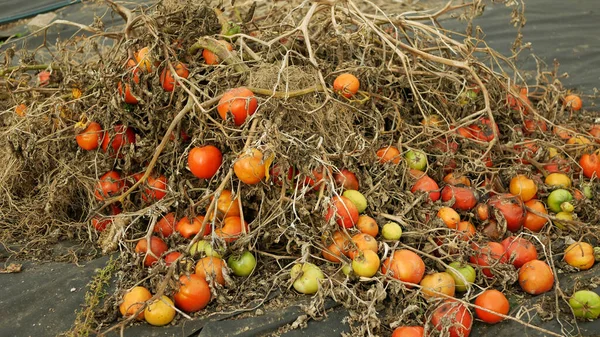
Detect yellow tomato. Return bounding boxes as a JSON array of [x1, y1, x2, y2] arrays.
[[144, 296, 176, 326]]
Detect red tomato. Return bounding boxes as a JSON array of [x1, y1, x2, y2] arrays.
[[94, 171, 124, 201], [101, 125, 136, 157], [217, 87, 258, 126], [470, 242, 508, 278], [470, 117, 499, 142], [163, 252, 182, 266], [487, 194, 526, 232], [160, 62, 190, 92], [391, 326, 424, 337], [579, 153, 600, 179], [176, 216, 210, 239], [304, 167, 328, 191], [501, 236, 538, 268], [325, 196, 359, 228], [91, 216, 112, 232], [135, 236, 168, 267], [154, 213, 176, 237], [431, 300, 473, 337], [188, 145, 223, 179], [142, 174, 168, 202], [523, 118, 548, 134], [76, 122, 104, 151], [214, 216, 249, 243], [441, 185, 478, 211], [173, 274, 211, 312], [410, 175, 440, 202], [507, 86, 531, 113], [334, 169, 359, 190], [518, 259, 554, 295], [475, 289, 509, 324], [119, 60, 141, 104]]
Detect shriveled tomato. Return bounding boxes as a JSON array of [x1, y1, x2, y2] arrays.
[[481, 220, 502, 241], [563, 94, 583, 111], [441, 185, 478, 211], [501, 236, 538, 268], [443, 173, 471, 187], [188, 145, 223, 179], [304, 167, 328, 191], [160, 62, 190, 92], [391, 326, 424, 337], [14, 103, 27, 117], [101, 125, 136, 157], [210, 189, 241, 220], [579, 152, 600, 179], [356, 215, 379, 237], [455, 221, 476, 241], [411, 175, 440, 202], [134, 47, 154, 72], [142, 174, 168, 202], [195, 257, 226, 285], [420, 272, 455, 299], [553, 125, 575, 140], [38, 71, 51, 86], [523, 118, 548, 134], [437, 207, 460, 229], [564, 242, 595, 270], [94, 171, 124, 201], [174, 274, 211, 312], [135, 236, 169, 267], [234, 148, 266, 184], [163, 252, 181, 266], [120, 286, 152, 320], [176, 216, 210, 239], [470, 242, 507, 278], [76, 122, 104, 151], [509, 175, 537, 202], [430, 300, 473, 337], [217, 87, 258, 126], [325, 196, 359, 228], [91, 216, 111, 232], [347, 233, 378, 259], [334, 169, 359, 190], [475, 289, 509, 324], [518, 259, 554, 295], [352, 249, 380, 277], [333, 73, 360, 98], [488, 194, 526, 232], [381, 249, 425, 287], [475, 203, 490, 221], [203, 40, 233, 65], [469, 117, 499, 142], [214, 216, 249, 243], [270, 164, 298, 186], [376, 146, 401, 164], [154, 213, 176, 237]]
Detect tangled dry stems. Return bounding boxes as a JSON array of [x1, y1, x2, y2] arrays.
[[1, 0, 599, 336]]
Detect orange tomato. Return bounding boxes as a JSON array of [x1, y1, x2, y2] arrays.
[[509, 175, 537, 202], [563, 94, 583, 111], [160, 62, 190, 92], [174, 274, 211, 312], [437, 207, 460, 229], [153, 212, 176, 237], [333, 73, 360, 98], [325, 196, 359, 228], [376, 146, 401, 164], [410, 175, 440, 202], [94, 171, 124, 201], [347, 233, 378, 259], [119, 286, 152, 320], [210, 189, 241, 220], [381, 249, 425, 287], [443, 173, 471, 186], [214, 216, 249, 243], [356, 215, 379, 237], [475, 203, 490, 221], [176, 216, 210, 239], [475, 289, 509, 324], [553, 125, 575, 140], [420, 272, 455, 299], [579, 152, 600, 179], [564, 242, 595, 270], [135, 236, 169, 267], [523, 199, 548, 232], [501, 236, 538, 268], [188, 145, 223, 179], [76, 122, 104, 151], [455, 221, 476, 241], [203, 40, 233, 65], [351, 249, 380, 277], [38, 71, 51, 86], [234, 149, 266, 184], [391, 326, 424, 337], [217, 87, 258, 126], [163, 252, 181, 266], [195, 257, 226, 285], [118, 81, 139, 104], [518, 259, 554, 295], [142, 174, 167, 202], [15, 104, 27, 117], [134, 47, 154, 72], [322, 230, 350, 263]]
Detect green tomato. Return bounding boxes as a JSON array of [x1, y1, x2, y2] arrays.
[[404, 149, 428, 171], [342, 190, 367, 213], [582, 183, 593, 199], [547, 189, 573, 213], [290, 263, 324, 295], [227, 251, 257, 277], [382, 222, 402, 240], [341, 263, 352, 276], [446, 262, 476, 292], [569, 290, 600, 319], [188, 241, 223, 258], [555, 211, 573, 230]]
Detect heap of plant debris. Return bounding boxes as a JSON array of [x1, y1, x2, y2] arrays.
[[1, 0, 599, 336]]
